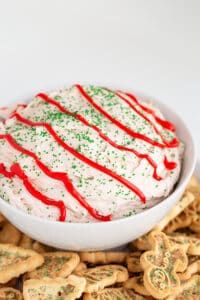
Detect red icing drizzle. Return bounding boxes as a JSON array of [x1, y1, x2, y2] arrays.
[[10, 104, 27, 116], [37, 93, 162, 181], [0, 104, 27, 125], [125, 92, 175, 132], [115, 92, 178, 171], [0, 162, 66, 221], [16, 104, 27, 109], [120, 92, 179, 171], [0, 134, 111, 222], [1, 104, 27, 115], [163, 156, 177, 171], [116, 92, 178, 149], [0, 85, 180, 222], [76, 85, 179, 149], [11, 112, 146, 204]]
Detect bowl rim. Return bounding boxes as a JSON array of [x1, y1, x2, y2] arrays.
[[0, 89, 197, 227]]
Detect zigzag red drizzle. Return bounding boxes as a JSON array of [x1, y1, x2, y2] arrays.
[[76, 84, 179, 149], [37, 93, 163, 180], [0, 134, 111, 222], [0, 162, 66, 221]]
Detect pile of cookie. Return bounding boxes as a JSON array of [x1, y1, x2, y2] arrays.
[[0, 177, 199, 299]]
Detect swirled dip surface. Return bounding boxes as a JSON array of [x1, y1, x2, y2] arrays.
[[0, 85, 184, 222]]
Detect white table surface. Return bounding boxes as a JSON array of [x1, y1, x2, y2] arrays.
[[0, 0, 200, 149]]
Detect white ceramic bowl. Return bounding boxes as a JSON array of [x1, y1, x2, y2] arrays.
[[0, 93, 196, 251]]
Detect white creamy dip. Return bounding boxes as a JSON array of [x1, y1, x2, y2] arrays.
[[0, 85, 184, 222]]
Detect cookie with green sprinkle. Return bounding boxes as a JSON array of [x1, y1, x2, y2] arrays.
[[76, 265, 128, 293], [83, 288, 146, 300], [169, 233, 200, 255], [140, 231, 188, 299], [23, 275, 86, 300], [28, 252, 80, 279], [167, 275, 200, 300], [0, 243, 44, 284]]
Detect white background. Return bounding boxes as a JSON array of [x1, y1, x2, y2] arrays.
[[0, 0, 200, 149]]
